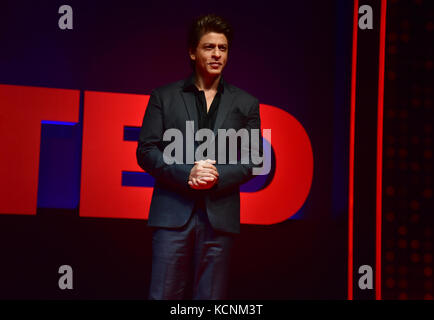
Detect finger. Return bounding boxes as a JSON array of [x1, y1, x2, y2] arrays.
[[198, 168, 219, 176], [201, 163, 218, 172], [197, 178, 208, 185], [197, 168, 218, 175], [205, 159, 216, 164], [200, 176, 215, 182], [196, 174, 217, 182], [201, 162, 216, 169], [197, 173, 217, 180], [207, 170, 218, 177], [189, 180, 198, 189], [193, 177, 205, 185], [192, 177, 200, 186]]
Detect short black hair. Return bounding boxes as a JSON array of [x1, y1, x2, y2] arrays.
[[187, 14, 234, 69]]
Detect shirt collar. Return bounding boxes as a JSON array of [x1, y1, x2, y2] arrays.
[[182, 73, 225, 94]]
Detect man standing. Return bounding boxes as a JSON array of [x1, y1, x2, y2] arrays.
[[136, 14, 262, 300]]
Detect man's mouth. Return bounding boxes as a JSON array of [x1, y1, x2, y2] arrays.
[[209, 62, 221, 68]]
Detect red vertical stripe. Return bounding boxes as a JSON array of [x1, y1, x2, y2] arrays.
[[348, 0, 359, 301], [376, 0, 387, 301]]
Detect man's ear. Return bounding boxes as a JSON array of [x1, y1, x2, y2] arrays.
[[189, 48, 196, 61]]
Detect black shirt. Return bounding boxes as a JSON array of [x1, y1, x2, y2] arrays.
[[182, 74, 225, 131], [182, 74, 224, 207]]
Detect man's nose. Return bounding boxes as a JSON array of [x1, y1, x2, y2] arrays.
[[212, 49, 221, 58]]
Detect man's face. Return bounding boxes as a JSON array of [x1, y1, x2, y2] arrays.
[[189, 32, 228, 77]]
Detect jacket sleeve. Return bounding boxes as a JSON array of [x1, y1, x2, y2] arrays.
[[213, 98, 263, 193], [136, 89, 193, 191]]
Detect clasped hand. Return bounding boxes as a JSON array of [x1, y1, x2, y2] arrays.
[[188, 159, 219, 190]]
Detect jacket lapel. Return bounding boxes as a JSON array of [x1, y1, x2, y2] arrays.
[[213, 81, 235, 135], [180, 90, 198, 126]]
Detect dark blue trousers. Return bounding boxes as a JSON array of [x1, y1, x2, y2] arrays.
[[148, 205, 234, 300]]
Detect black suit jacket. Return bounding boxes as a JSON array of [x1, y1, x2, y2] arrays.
[[136, 74, 262, 234]]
